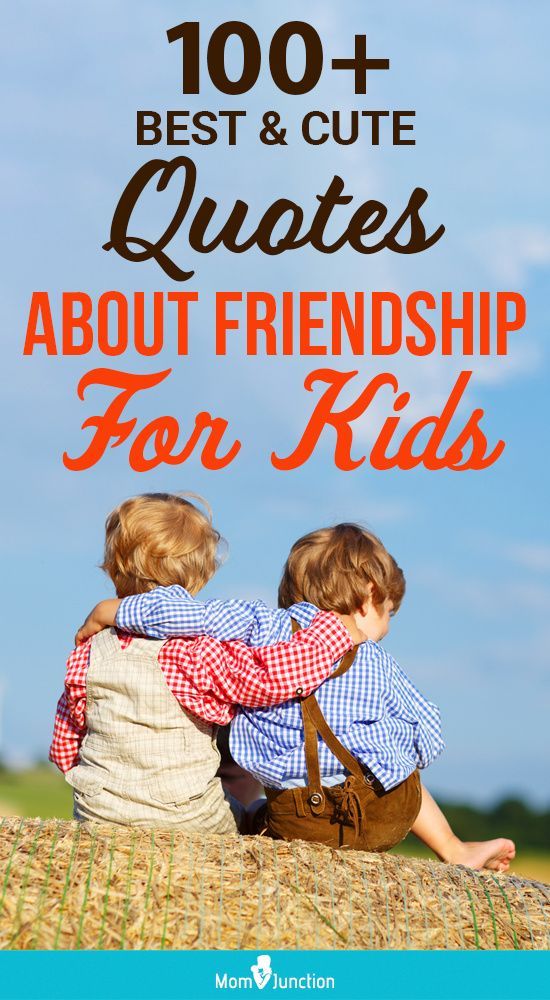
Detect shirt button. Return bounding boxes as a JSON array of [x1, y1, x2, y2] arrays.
[[295, 687, 303, 696]]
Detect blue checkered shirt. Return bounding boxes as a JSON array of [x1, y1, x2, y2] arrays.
[[117, 586, 445, 791]]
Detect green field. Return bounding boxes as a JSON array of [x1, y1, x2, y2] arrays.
[[0, 764, 73, 820], [1, 766, 548, 884]]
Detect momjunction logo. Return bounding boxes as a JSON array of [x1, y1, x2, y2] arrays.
[[215, 954, 335, 991]]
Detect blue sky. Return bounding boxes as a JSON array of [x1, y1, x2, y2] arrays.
[[1, 1, 549, 806]]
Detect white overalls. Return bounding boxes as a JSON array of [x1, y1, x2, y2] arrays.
[[65, 628, 237, 833]]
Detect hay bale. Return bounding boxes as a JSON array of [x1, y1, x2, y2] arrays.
[[0, 817, 548, 950]]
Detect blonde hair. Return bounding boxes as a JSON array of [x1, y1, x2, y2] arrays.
[[102, 492, 222, 597], [278, 523, 405, 614]]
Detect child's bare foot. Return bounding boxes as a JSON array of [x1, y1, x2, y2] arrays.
[[439, 836, 516, 872]]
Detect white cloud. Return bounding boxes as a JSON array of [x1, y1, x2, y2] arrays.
[[416, 563, 550, 618], [470, 534, 550, 575], [472, 225, 550, 285], [264, 493, 412, 525], [502, 542, 550, 574]]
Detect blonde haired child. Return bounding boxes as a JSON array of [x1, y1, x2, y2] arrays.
[[50, 495, 366, 831], [102, 492, 221, 597]]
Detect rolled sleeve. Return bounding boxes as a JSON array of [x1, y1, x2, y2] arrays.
[[116, 587, 205, 639], [387, 657, 445, 769]]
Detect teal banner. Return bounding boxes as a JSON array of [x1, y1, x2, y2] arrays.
[[0, 952, 548, 1000]]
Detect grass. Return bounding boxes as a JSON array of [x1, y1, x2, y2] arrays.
[[1, 768, 549, 884], [0, 765, 72, 819]]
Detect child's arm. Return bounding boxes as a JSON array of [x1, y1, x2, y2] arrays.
[[169, 611, 359, 722], [76, 586, 297, 646], [385, 654, 446, 767], [49, 642, 90, 773]]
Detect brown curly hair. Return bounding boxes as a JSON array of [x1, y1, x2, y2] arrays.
[[278, 523, 405, 614]]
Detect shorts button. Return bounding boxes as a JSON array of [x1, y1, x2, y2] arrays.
[[310, 792, 323, 807]]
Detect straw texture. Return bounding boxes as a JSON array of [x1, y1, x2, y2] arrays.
[[0, 818, 548, 950]]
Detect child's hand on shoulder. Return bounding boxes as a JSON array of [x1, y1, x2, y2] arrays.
[[75, 598, 121, 645]]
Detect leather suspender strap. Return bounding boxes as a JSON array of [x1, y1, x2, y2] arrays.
[[290, 617, 363, 814], [303, 697, 365, 782], [332, 647, 359, 678]]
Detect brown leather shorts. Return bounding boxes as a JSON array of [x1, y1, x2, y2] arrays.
[[265, 769, 421, 851]]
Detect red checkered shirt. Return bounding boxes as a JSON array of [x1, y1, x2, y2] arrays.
[[50, 612, 352, 773]]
